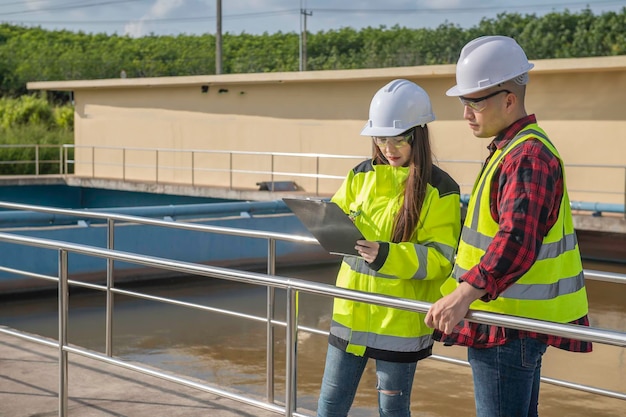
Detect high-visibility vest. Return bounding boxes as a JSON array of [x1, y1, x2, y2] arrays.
[[330, 160, 461, 360], [441, 125, 589, 322]]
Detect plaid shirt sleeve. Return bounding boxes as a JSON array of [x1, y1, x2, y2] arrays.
[[434, 116, 592, 352]]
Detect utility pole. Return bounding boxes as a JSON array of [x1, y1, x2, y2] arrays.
[[299, 3, 312, 71], [216, 0, 222, 75]]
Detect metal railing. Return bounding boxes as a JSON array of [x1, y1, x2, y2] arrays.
[[0, 202, 624, 416], [64, 144, 364, 196], [0, 143, 624, 214], [0, 143, 65, 175]]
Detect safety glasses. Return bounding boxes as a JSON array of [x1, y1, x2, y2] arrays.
[[459, 89, 511, 112], [373, 131, 414, 149]]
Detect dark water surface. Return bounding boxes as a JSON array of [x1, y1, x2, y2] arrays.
[[1, 260, 624, 416]]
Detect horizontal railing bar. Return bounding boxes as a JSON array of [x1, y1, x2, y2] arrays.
[[429, 354, 626, 401], [66, 279, 112, 292], [229, 168, 345, 181], [114, 286, 322, 335], [77, 156, 626, 183], [69, 144, 368, 160], [0, 144, 61, 148], [0, 231, 623, 347], [65, 144, 626, 169], [0, 325, 58, 349], [0, 160, 61, 165], [565, 162, 626, 169], [115, 163, 348, 181], [583, 270, 626, 284], [0, 201, 318, 245], [62, 344, 287, 415], [541, 376, 626, 401], [0, 265, 57, 282], [111, 287, 270, 324]]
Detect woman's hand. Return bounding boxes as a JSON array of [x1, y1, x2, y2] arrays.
[[355, 240, 379, 263]]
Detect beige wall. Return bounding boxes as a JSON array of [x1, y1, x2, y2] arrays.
[[28, 57, 626, 203]]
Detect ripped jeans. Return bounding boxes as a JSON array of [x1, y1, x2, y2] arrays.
[[316, 343, 417, 417]]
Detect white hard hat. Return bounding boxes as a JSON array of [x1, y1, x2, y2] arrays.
[[361, 79, 435, 136], [446, 36, 534, 97]]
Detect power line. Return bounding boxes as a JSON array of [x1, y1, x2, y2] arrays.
[[313, 1, 626, 14], [1, 2, 623, 27], [0, 0, 148, 17]]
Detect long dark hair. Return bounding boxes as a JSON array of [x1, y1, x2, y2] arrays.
[[373, 125, 433, 243]]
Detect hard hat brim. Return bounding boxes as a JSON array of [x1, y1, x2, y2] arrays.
[[446, 84, 481, 97], [446, 63, 535, 97], [360, 124, 410, 137]]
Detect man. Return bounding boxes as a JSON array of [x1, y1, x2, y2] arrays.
[[424, 35, 592, 417]]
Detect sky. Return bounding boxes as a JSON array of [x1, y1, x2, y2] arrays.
[[2, 0, 625, 38]]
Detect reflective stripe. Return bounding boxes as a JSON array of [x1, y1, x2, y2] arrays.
[[425, 241, 457, 263], [343, 242, 455, 280], [344, 257, 397, 279], [537, 233, 578, 259], [457, 226, 492, 252], [414, 244, 428, 279], [459, 227, 579, 260], [453, 257, 585, 301], [452, 263, 468, 279], [501, 271, 586, 300], [330, 320, 433, 352]]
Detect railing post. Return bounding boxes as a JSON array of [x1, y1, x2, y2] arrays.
[[266, 238, 276, 403], [63, 146, 68, 175], [58, 249, 69, 417], [285, 287, 298, 417], [623, 167, 625, 220], [122, 148, 126, 181], [35, 144, 40, 176], [270, 155, 275, 191], [191, 151, 195, 186], [91, 147, 95, 178], [229, 153, 233, 189], [316, 156, 320, 196], [58, 146, 63, 175], [106, 219, 115, 356], [156, 150, 159, 183]]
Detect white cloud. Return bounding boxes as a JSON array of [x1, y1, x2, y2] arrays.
[[124, 0, 186, 37], [151, 0, 185, 17], [417, 0, 463, 9], [21, 0, 49, 12]]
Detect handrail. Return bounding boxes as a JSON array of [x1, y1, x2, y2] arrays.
[[0, 143, 624, 214], [0, 200, 315, 244], [0, 226, 624, 416], [0, 199, 624, 286]]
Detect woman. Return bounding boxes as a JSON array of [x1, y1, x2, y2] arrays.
[[316, 79, 461, 417]]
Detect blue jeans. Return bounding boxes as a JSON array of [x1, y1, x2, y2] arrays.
[[316, 344, 417, 417], [468, 338, 548, 417]]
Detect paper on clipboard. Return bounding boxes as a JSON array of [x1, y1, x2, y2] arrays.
[[283, 198, 364, 257]]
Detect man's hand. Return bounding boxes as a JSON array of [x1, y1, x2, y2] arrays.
[[425, 282, 487, 334]]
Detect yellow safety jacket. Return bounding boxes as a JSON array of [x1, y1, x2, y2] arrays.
[[441, 125, 589, 322], [330, 159, 461, 362]]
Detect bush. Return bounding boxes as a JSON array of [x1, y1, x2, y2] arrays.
[[0, 96, 74, 175], [53, 105, 74, 130]]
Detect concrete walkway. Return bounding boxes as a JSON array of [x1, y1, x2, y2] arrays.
[[0, 331, 296, 417]]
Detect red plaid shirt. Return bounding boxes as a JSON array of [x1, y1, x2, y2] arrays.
[[434, 115, 592, 352]]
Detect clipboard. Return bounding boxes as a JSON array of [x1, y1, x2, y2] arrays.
[[283, 198, 364, 257]]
